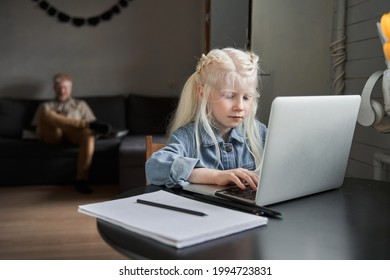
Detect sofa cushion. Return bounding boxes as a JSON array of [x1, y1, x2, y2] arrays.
[[127, 94, 178, 134], [0, 138, 121, 159], [81, 96, 127, 130], [0, 138, 79, 158], [0, 137, 121, 185], [0, 98, 41, 138]]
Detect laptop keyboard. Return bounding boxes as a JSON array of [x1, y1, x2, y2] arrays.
[[217, 185, 257, 201]]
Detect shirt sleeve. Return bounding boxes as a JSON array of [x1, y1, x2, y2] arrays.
[[145, 128, 201, 187], [79, 101, 96, 122]]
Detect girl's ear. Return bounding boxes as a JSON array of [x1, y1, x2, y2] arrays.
[[197, 85, 204, 99]]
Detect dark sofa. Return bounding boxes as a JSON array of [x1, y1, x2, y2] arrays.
[[0, 94, 177, 191]]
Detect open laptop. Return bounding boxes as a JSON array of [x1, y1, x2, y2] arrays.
[[183, 95, 361, 207]]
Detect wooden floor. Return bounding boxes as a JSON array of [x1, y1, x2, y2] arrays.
[[0, 184, 128, 260]]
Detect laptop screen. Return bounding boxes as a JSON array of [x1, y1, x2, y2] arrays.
[[256, 95, 361, 206]]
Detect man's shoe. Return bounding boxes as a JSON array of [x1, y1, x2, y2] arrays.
[[75, 179, 92, 194], [89, 121, 112, 134]]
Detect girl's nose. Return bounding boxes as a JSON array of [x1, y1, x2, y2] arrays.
[[234, 98, 244, 111]]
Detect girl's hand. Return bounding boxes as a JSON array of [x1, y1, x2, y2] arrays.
[[214, 168, 259, 191], [189, 168, 259, 191]]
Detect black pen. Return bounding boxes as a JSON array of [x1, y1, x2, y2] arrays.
[[136, 199, 207, 217], [191, 194, 281, 218]]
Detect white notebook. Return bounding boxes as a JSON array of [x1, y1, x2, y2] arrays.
[[79, 190, 267, 248]]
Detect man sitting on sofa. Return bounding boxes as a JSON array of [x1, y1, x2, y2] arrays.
[[32, 73, 111, 194]]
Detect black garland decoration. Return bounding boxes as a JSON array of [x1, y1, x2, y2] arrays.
[[31, 0, 133, 27]]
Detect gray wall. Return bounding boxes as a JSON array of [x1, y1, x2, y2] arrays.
[[210, 0, 250, 50], [345, 0, 390, 180], [0, 0, 206, 99]]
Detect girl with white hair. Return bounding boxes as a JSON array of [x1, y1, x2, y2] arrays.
[[145, 48, 267, 190]]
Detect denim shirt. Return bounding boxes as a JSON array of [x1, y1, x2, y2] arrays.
[[145, 121, 267, 187]]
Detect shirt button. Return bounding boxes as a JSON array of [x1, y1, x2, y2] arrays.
[[225, 146, 232, 152]]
